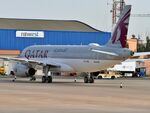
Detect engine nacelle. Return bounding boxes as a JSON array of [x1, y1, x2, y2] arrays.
[[12, 63, 36, 77]]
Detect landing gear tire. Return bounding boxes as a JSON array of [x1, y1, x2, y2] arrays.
[[30, 76, 36, 81], [12, 76, 17, 82], [42, 76, 47, 83], [84, 75, 94, 83], [12, 79, 16, 82], [42, 76, 53, 83], [84, 76, 88, 83], [47, 76, 52, 83], [89, 76, 94, 83]]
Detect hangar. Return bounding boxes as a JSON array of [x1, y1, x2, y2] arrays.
[[0, 18, 111, 55]]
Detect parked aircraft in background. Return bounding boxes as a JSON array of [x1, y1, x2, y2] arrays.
[[0, 5, 133, 83]]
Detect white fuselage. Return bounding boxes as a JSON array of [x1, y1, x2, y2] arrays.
[[20, 45, 131, 72]]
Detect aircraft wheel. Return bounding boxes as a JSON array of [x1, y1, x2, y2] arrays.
[[84, 76, 88, 83], [31, 76, 36, 81], [47, 76, 52, 83], [12, 79, 16, 82], [89, 76, 94, 83], [42, 76, 47, 83], [33, 76, 36, 81]]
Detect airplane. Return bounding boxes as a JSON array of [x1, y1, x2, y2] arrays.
[[0, 5, 133, 83]]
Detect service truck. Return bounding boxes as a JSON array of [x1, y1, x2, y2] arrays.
[[108, 59, 146, 77]]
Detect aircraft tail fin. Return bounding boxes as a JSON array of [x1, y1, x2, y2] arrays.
[[107, 5, 131, 48]]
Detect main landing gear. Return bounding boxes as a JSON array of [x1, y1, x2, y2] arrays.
[[42, 76, 52, 83], [42, 66, 53, 83], [84, 73, 94, 83], [30, 76, 36, 81]]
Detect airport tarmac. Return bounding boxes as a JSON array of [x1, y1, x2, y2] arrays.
[[0, 77, 150, 113]]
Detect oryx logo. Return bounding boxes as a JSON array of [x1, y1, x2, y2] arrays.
[[111, 8, 131, 48]]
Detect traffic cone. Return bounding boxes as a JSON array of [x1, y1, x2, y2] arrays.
[[120, 82, 123, 88], [74, 78, 77, 82]]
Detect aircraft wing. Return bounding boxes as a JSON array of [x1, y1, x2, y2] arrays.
[[0, 56, 59, 67], [0, 56, 74, 71]]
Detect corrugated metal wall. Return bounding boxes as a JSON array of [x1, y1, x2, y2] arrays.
[[0, 29, 111, 51]]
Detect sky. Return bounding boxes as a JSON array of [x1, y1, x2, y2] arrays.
[[0, 0, 150, 40]]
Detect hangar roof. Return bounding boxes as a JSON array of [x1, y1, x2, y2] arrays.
[[0, 18, 100, 32]]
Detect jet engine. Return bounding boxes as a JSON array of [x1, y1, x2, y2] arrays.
[[12, 63, 36, 77]]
